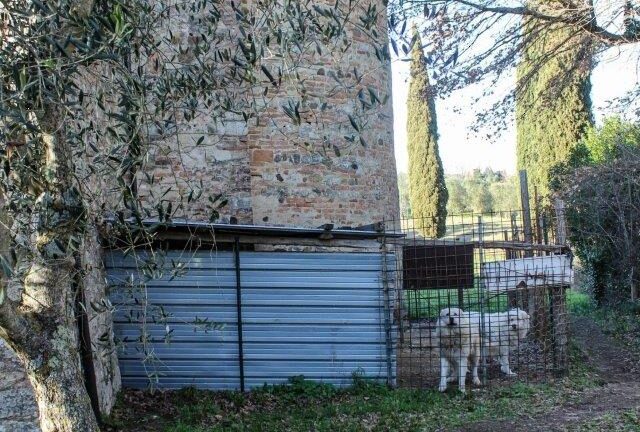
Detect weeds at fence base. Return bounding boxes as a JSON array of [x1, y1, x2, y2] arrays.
[[105, 347, 598, 432]]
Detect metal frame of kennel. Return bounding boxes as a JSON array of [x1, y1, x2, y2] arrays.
[[388, 206, 572, 390], [105, 193, 571, 393]]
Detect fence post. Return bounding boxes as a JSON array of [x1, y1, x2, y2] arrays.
[[234, 236, 245, 392], [554, 199, 567, 245], [477, 215, 489, 385], [534, 186, 543, 246], [551, 284, 568, 373], [519, 171, 548, 340], [519, 170, 534, 255], [380, 225, 394, 387]]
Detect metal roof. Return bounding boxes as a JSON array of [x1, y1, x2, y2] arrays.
[[104, 218, 406, 240]]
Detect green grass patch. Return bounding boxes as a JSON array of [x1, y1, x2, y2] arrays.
[[567, 290, 640, 357], [565, 410, 640, 432], [567, 290, 597, 316], [109, 345, 600, 432], [402, 212, 520, 243], [404, 287, 509, 319]]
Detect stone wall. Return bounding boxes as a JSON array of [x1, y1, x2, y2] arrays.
[[248, 1, 398, 227], [135, 0, 399, 227]]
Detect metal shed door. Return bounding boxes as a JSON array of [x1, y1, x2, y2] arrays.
[[105, 250, 396, 390]]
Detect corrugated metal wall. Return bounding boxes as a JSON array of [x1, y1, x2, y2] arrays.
[[105, 250, 396, 390]]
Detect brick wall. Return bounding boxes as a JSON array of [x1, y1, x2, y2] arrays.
[[135, 0, 399, 227]]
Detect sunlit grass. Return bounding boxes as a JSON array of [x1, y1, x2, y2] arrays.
[[404, 287, 509, 319]]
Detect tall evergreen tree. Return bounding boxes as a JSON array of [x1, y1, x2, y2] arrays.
[[407, 31, 448, 237], [516, 6, 594, 197]]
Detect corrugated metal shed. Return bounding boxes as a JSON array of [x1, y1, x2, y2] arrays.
[[105, 250, 396, 390]]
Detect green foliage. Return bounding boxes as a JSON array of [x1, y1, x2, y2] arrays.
[[573, 117, 640, 166], [567, 291, 597, 317], [516, 16, 593, 199], [446, 177, 470, 213], [559, 137, 640, 304], [407, 31, 448, 237], [445, 169, 519, 214]]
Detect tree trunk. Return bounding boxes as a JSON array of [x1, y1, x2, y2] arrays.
[[1, 2, 106, 430], [7, 260, 101, 432], [26, 324, 100, 432], [0, 117, 100, 430]]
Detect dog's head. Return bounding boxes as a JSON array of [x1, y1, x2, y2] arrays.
[[507, 308, 530, 338], [438, 307, 467, 329]]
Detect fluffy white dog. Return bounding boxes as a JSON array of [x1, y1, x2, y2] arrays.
[[468, 308, 530, 376], [436, 307, 481, 392]]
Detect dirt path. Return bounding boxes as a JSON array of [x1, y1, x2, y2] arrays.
[[459, 316, 640, 432]]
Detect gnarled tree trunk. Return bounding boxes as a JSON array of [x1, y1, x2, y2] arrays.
[[23, 262, 100, 432], [0, 114, 100, 431], [1, 247, 100, 432]]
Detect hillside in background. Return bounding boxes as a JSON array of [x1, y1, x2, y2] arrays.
[[399, 168, 520, 219]]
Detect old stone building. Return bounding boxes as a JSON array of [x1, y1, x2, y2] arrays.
[[135, 0, 399, 228], [0, 1, 398, 430]]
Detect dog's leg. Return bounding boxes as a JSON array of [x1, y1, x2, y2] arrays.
[[447, 370, 457, 383], [458, 356, 468, 392], [439, 356, 450, 392], [499, 346, 516, 376], [471, 351, 481, 386]]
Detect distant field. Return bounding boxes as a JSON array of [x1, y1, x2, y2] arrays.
[[404, 286, 509, 319], [401, 212, 524, 243]]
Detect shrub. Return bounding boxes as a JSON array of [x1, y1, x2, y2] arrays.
[[559, 138, 640, 304]]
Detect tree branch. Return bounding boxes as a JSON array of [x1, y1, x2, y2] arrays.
[[430, 0, 638, 45]]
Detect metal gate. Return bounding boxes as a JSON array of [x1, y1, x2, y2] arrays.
[[105, 250, 396, 390]]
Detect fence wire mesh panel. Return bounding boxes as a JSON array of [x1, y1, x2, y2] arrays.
[[388, 210, 572, 391]]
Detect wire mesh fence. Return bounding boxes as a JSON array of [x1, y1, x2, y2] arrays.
[[384, 209, 572, 391]]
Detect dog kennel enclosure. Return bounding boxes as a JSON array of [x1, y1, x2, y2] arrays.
[[106, 205, 572, 392]]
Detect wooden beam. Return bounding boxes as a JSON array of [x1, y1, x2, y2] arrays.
[[554, 199, 567, 245], [389, 238, 567, 253], [519, 170, 534, 257]]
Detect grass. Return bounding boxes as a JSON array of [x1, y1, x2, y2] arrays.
[[402, 212, 521, 242], [106, 345, 599, 432], [563, 410, 640, 432], [568, 290, 640, 357], [404, 287, 508, 319], [406, 283, 603, 321]]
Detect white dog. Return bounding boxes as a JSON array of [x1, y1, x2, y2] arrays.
[[436, 307, 481, 392], [468, 308, 530, 376]]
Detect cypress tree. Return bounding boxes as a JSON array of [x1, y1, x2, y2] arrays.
[[516, 7, 593, 198], [407, 31, 448, 238]]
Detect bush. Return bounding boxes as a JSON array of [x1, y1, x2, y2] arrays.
[[558, 121, 640, 304]]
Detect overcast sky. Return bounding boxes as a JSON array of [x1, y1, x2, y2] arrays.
[[392, 42, 640, 175]]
